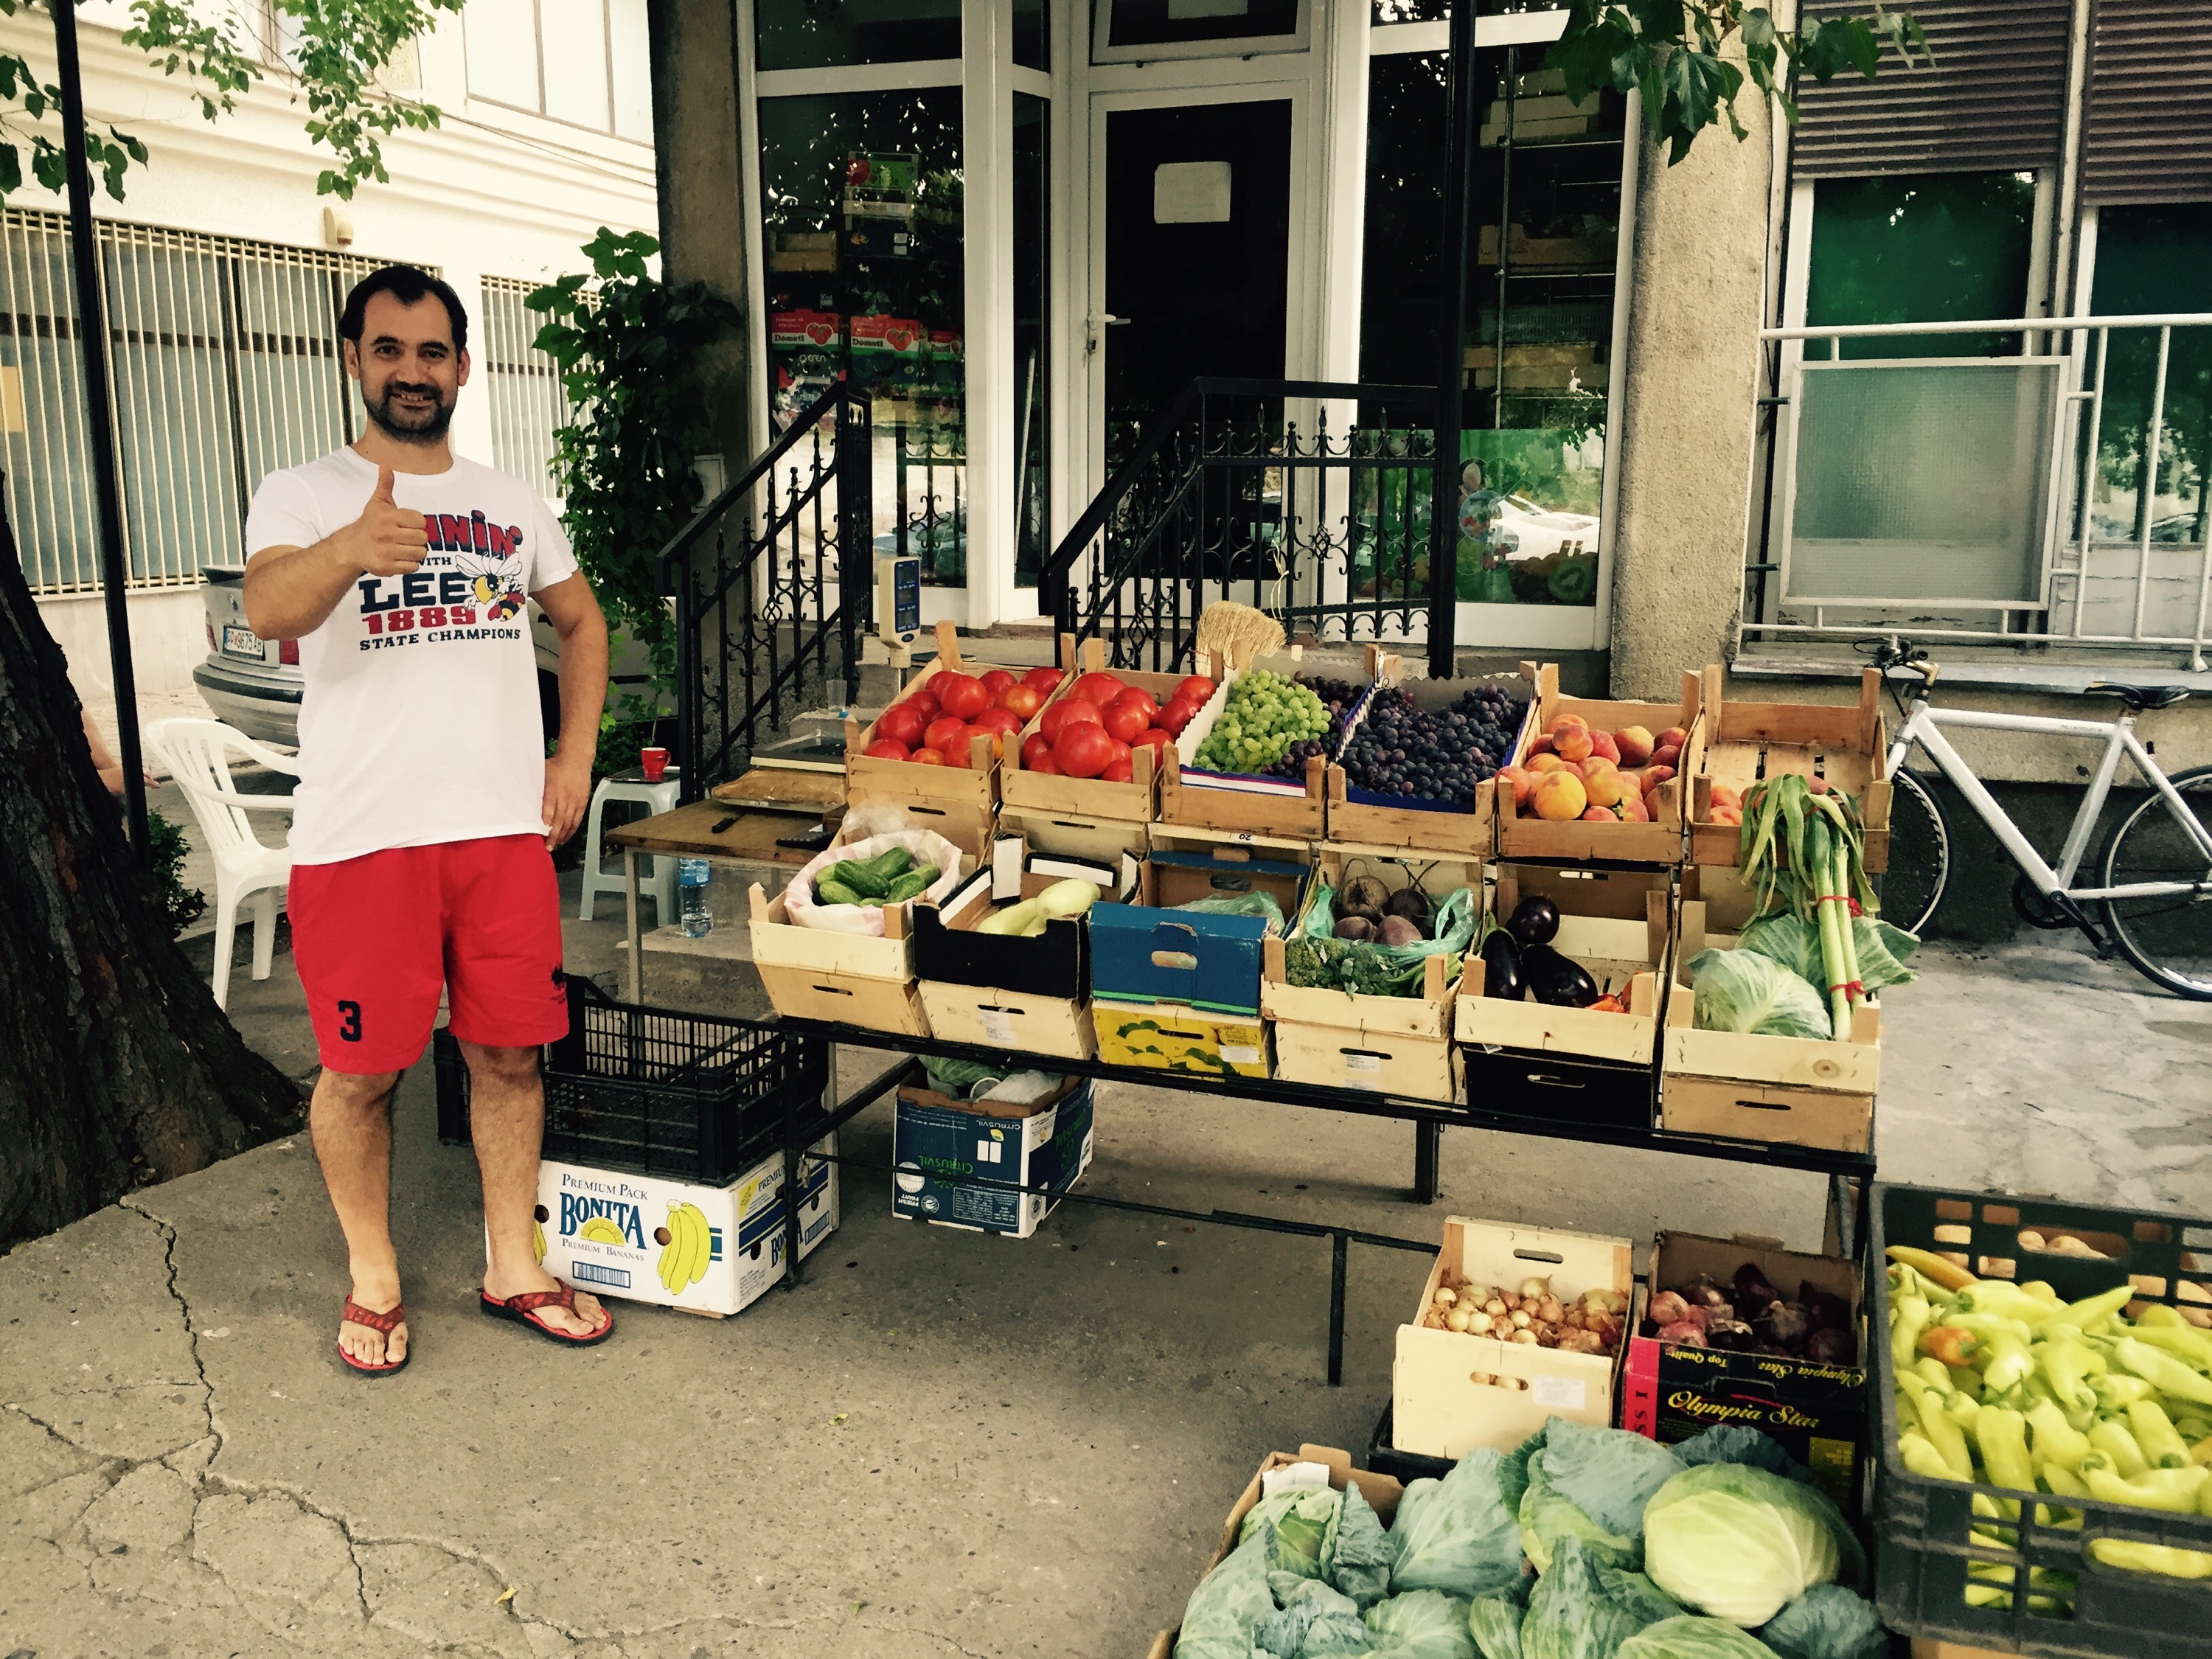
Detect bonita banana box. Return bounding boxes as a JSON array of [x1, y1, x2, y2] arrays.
[[893, 1077, 1093, 1239], [534, 1136, 838, 1318]]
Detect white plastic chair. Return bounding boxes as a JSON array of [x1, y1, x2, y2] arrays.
[[144, 717, 298, 1010]]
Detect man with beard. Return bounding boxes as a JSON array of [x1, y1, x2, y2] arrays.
[[242, 265, 613, 1374]]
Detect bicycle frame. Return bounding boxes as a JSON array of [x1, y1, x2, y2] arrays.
[[1888, 694, 2212, 902]]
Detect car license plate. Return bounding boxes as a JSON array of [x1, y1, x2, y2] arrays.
[[221, 624, 264, 659]]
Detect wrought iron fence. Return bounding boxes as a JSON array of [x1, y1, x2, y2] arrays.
[[661, 381, 871, 797], [480, 274, 574, 504], [1045, 378, 1449, 672]]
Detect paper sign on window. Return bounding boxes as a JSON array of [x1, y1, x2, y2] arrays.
[[1154, 161, 1232, 224]]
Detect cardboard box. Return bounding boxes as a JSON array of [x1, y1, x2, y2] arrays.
[[1144, 1447, 1406, 1659], [1659, 900, 1879, 1154], [891, 1075, 1094, 1237], [1690, 665, 1892, 872], [1090, 847, 1307, 1016], [1394, 1215, 1633, 1459], [844, 622, 1069, 813], [1091, 998, 1270, 1079], [1160, 649, 1329, 840], [748, 883, 932, 1036], [1495, 662, 1702, 863], [1456, 865, 1671, 1068], [1619, 1230, 1868, 1514], [535, 1137, 838, 1318], [999, 637, 1176, 824], [1323, 650, 1531, 860]]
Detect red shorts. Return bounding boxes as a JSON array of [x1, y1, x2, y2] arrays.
[[290, 833, 570, 1074]]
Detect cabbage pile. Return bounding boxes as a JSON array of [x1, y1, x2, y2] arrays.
[[1173, 1422, 1885, 1659]]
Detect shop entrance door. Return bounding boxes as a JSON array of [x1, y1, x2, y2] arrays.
[[1096, 97, 1293, 470]]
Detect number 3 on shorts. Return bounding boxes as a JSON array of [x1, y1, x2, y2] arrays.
[[337, 999, 363, 1043]]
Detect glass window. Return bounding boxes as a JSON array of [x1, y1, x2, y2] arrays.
[[540, 0, 611, 130], [2083, 204, 2212, 549], [465, 0, 647, 138], [1015, 91, 1048, 583], [465, 0, 539, 111], [1372, 1, 1567, 21], [1805, 173, 2036, 360], [1015, 0, 1047, 70], [610, 0, 655, 140], [1101, 0, 1299, 50], [756, 0, 961, 72], [759, 89, 967, 585]]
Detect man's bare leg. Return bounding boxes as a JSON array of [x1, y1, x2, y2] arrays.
[[462, 1040, 603, 1337], [310, 1067, 409, 1366]]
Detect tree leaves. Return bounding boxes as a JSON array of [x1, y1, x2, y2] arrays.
[[1544, 1, 1929, 166]]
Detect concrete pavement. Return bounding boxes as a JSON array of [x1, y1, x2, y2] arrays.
[[1, 879, 2208, 1658]]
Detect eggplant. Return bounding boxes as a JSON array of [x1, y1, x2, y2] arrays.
[[1506, 895, 1561, 947], [1520, 942, 1599, 1008], [1481, 931, 1526, 1001]]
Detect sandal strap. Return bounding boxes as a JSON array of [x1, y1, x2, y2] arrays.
[[500, 1286, 577, 1315], [342, 1298, 406, 1334]]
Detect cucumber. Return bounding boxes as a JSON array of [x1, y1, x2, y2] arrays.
[[880, 866, 936, 905], [815, 876, 865, 907]]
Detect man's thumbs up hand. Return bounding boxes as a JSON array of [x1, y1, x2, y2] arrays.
[[351, 462, 428, 577]]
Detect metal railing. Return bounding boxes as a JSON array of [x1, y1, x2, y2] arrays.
[[1043, 377, 1447, 672], [0, 208, 402, 593], [480, 274, 574, 504], [661, 381, 871, 799], [1748, 312, 2212, 668]]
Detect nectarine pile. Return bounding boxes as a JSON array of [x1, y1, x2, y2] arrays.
[[1498, 714, 1688, 824]]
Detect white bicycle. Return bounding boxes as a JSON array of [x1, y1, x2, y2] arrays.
[[1868, 641, 2212, 1000]]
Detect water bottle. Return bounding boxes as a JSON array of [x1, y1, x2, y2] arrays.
[[678, 858, 713, 939]]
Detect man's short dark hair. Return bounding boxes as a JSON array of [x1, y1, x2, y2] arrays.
[[340, 265, 468, 355]]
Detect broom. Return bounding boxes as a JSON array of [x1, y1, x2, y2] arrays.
[[1194, 601, 1284, 672]]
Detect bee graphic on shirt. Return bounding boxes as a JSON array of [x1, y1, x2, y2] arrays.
[[452, 549, 526, 621]]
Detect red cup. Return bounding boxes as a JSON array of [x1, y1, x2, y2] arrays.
[[639, 747, 668, 782]]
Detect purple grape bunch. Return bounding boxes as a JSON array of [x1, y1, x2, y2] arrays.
[[1340, 682, 1528, 805], [1261, 675, 1360, 781]]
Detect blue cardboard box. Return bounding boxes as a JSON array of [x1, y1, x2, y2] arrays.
[[892, 1077, 1095, 1238], [1088, 849, 1307, 1015]]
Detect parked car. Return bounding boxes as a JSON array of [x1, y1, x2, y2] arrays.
[[1495, 494, 1600, 563]]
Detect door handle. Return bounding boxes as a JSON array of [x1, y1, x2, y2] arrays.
[[1085, 313, 1131, 356]]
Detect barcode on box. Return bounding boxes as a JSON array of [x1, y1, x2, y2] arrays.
[[571, 1260, 631, 1290], [1530, 1374, 1586, 1411]]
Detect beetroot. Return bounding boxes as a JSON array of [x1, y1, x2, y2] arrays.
[[1656, 1320, 1708, 1347]]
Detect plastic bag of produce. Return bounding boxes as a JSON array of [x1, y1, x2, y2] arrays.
[[786, 830, 964, 936], [1259, 1576, 1372, 1658], [1521, 1537, 1683, 1659], [1467, 1578, 1532, 1659], [1517, 1457, 1638, 1576], [1641, 1465, 1861, 1627], [1246, 1488, 1343, 1582], [1614, 1615, 1775, 1659], [1757, 1586, 1886, 1659], [1364, 1589, 1475, 1659], [1177, 1533, 1278, 1659], [1537, 1421, 1686, 1541], [1289, 886, 1478, 997], [1175, 891, 1287, 928], [1388, 1449, 1526, 1599], [1329, 1480, 1394, 1608], [921, 1057, 1009, 1098], [1684, 949, 1831, 1040]]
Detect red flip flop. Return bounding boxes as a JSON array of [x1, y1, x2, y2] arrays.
[[479, 1283, 614, 1347], [338, 1298, 410, 1377]]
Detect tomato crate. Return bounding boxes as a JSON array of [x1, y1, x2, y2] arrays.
[[1871, 1181, 2212, 1659], [434, 978, 827, 1183]]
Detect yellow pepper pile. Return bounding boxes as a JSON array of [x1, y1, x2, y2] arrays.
[[1885, 1244, 2212, 1609]]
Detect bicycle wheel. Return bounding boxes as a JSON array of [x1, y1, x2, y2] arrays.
[[2098, 762, 2212, 1001], [1877, 769, 1950, 936]]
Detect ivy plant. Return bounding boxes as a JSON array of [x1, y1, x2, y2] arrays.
[[529, 229, 743, 709], [0, 0, 462, 202], [1548, 2, 1929, 164]]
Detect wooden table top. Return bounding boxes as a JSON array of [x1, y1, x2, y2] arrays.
[[707, 767, 846, 811], [603, 796, 840, 863]]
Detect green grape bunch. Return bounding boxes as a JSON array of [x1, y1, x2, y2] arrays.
[[1190, 668, 1332, 776]]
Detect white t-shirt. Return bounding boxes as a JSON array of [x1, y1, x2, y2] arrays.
[[243, 447, 580, 866]]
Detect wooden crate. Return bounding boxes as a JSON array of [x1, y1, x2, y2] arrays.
[[1159, 647, 1329, 839], [1455, 866, 1672, 1068], [999, 805, 1150, 868], [1660, 900, 1879, 1154], [746, 883, 931, 1036], [1494, 662, 1702, 864], [1394, 1216, 1633, 1458], [999, 636, 1178, 823], [844, 621, 1065, 813], [1689, 666, 1893, 872], [1322, 649, 1529, 860], [843, 793, 996, 861], [919, 983, 1097, 1060]]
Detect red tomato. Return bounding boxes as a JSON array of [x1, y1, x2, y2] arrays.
[[1071, 672, 1126, 709], [1040, 698, 1104, 742], [1102, 700, 1151, 744], [863, 738, 909, 761], [1022, 666, 1066, 695], [1055, 722, 1115, 779], [1101, 757, 1133, 783], [1105, 737, 1132, 766], [997, 684, 1043, 721], [1110, 686, 1160, 726], [1019, 731, 1054, 769], [957, 725, 1003, 765], [1130, 727, 1172, 759], [978, 668, 1016, 697], [972, 707, 1023, 738], [905, 689, 941, 726], [923, 715, 970, 755], [1028, 753, 1062, 775], [909, 748, 947, 767], [934, 673, 990, 721], [1174, 674, 1217, 706], [1154, 698, 1198, 737], [877, 703, 925, 748]]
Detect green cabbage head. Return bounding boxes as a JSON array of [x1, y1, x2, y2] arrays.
[[1615, 1615, 1776, 1659], [1640, 1465, 1854, 1626]]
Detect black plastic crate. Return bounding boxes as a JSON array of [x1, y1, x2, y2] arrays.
[[1871, 1181, 2212, 1658], [434, 977, 827, 1183], [1366, 1405, 1455, 1485]]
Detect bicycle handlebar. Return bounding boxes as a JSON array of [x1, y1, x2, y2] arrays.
[[1865, 639, 1940, 684]]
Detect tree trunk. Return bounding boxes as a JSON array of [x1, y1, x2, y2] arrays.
[[0, 487, 301, 1248]]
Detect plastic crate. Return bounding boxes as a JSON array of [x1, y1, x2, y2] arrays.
[[1871, 1181, 2212, 1658], [1365, 1405, 1454, 1486], [434, 977, 827, 1183]]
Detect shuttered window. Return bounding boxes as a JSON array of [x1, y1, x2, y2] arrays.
[[1792, 0, 2072, 178], [2083, 0, 2212, 204]]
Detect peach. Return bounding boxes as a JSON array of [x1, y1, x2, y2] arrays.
[[1498, 764, 1538, 810], [1528, 733, 1556, 757], [1532, 771, 1587, 821], [1641, 763, 1676, 796], [1710, 782, 1742, 810], [1711, 805, 1742, 826], [1650, 743, 1682, 771], [1550, 713, 1590, 740], [1590, 730, 1620, 765], [1582, 805, 1617, 821], [1656, 726, 1687, 751], [1618, 791, 1651, 822], [1554, 726, 1594, 763], [1579, 755, 1616, 783], [1614, 725, 1654, 766], [1526, 752, 1566, 775], [1584, 766, 1627, 809]]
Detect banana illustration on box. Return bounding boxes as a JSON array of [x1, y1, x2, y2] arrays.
[[578, 1216, 627, 1246], [532, 1217, 547, 1263], [658, 1201, 711, 1293]]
